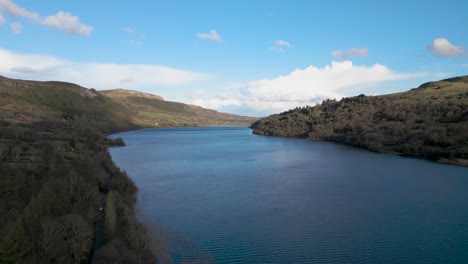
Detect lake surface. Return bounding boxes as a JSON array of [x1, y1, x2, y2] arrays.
[[110, 127, 468, 264]]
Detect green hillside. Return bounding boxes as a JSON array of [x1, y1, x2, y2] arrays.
[[0, 76, 134, 133], [0, 75, 255, 131], [0, 75, 258, 263], [101, 89, 256, 127], [251, 76, 468, 166]]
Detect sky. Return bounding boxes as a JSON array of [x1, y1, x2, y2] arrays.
[[0, 0, 467, 116]]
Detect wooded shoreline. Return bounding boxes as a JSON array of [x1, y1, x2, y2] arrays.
[[251, 76, 468, 167]]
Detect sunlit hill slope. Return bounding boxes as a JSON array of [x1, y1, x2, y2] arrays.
[[0, 75, 256, 132]]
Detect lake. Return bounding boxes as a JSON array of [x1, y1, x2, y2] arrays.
[[110, 127, 468, 264]]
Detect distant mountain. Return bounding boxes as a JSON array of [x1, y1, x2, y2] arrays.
[[251, 75, 468, 166], [0, 75, 256, 132], [101, 88, 256, 127]]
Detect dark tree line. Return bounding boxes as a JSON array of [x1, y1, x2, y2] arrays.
[[251, 80, 468, 165], [0, 75, 175, 263], [0, 121, 162, 263]]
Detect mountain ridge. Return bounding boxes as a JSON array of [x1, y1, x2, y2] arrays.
[[0, 75, 256, 129], [101, 88, 164, 100]]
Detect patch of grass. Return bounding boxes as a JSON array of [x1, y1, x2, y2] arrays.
[[137, 111, 194, 126], [128, 96, 190, 114]]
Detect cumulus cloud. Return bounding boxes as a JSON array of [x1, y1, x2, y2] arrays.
[[43, 11, 92, 35], [332, 47, 369, 60], [10, 21, 20, 33], [0, 0, 92, 35], [427, 38, 465, 57], [191, 61, 426, 115], [0, 48, 209, 90], [0, 0, 38, 20], [196, 29, 222, 42]]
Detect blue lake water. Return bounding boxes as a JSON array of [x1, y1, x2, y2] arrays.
[[110, 127, 468, 264]]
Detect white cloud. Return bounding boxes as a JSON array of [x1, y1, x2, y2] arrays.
[[0, 0, 39, 20], [0, 15, 4, 26], [428, 38, 464, 57], [186, 89, 205, 100], [348, 48, 368, 57], [11, 66, 39, 73], [332, 47, 368, 60], [43, 11, 92, 35], [0, 48, 209, 90], [331, 50, 346, 59], [192, 93, 244, 110], [0, 49, 66, 73], [434, 72, 452, 78], [10, 21, 21, 34], [275, 40, 291, 48], [119, 77, 134, 83], [196, 29, 222, 42], [191, 61, 426, 115], [0, 0, 92, 35], [269, 39, 291, 52]]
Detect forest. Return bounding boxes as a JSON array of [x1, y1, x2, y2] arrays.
[[251, 76, 468, 166], [0, 121, 164, 263], [0, 76, 173, 263]]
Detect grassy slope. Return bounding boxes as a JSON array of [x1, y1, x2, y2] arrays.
[[101, 89, 256, 127], [0, 75, 256, 130], [0, 76, 135, 133], [251, 76, 468, 166]]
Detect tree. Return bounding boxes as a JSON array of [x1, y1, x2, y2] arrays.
[[61, 214, 93, 264], [39, 218, 66, 262], [105, 191, 117, 238], [0, 218, 31, 264]]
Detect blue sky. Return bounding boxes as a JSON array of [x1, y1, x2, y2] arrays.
[[0, 0, 467, 116]]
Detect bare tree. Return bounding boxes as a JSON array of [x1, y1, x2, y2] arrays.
[[61, 214, 93, 264], [39, 218, 65, 262], [105, 191, 117, 238]]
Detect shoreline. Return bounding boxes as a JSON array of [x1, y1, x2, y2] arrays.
[[253, 131, 468, 168]]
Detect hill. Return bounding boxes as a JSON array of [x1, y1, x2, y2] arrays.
[[0, 75, 255, 131], [0, 75, 134, 133], [0, 75, 257, 263], [101, 89, 256, 127], [251, 76, 468, 166]]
